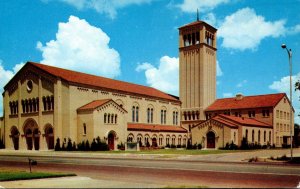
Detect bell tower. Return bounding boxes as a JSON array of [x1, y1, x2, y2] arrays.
[[179, 20, 217, 125]]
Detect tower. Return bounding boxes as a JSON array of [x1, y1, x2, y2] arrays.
[[179, 20, 217, 125]]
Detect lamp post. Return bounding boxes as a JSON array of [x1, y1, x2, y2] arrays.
[[281, 43, 293, 160]]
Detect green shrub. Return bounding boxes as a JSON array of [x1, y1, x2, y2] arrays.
[[54, 138, 61, 151]]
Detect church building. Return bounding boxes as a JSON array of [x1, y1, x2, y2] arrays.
[[0, 19, 294, 150]]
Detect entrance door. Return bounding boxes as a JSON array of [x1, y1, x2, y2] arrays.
[[207, 131, 215, 148], [11, 127, 19, 150], [45, 126, 54, 150], [25, 129, 33, 150], [108, 133, 115, 150]]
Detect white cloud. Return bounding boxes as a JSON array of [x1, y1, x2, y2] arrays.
[[218, 8, 286, 51], [176, 0, 229, 13], [203, 12, 217, 26], [216, 61, 223, 77], [56, 0, 152, 19], [288, 24, 300, 35], [223, 93, 233, 98], [269, 72, 300, 124], [0, 60, 25, 116], [37, 15, 120, 78], [135, 62, 154, 72], [136, 56, 179, 95], [236, 80, 247, 88]]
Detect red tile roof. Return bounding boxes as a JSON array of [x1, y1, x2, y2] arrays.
[[27, 62, 179, 102], [194, 114, 272, 129], [128, 123, 187, 133], [216, 114, 272, 128], [77, 99, 111, 111], [206, 93, 286, 111]]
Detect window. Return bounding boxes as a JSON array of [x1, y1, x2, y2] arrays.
[[104, 113, 107, 123], [108, 114, 110, 124], [248, 111, 255, 118], [132, 106, 139, 122], [166, 135, 170, 146], [252, 130, 255, 143], [172, 135, 176, 145], [269, 131, 272, 143], [136, 107, 139, 122], [264, 131, 266, 142], [234, 132, 236, 143], [83, 124, 86, 135], [173, 111, 178, 125], [147, 107, 154, 123], [258, 130, 261, 143], [276, 110, 279, 118], [161, 109, 167, 124], [115, 115, 117, 124], [262, 109, 270, 117], [245, 129, 248, 141], [159, 135, 163, 146]]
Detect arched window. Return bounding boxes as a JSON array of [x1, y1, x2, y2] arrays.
[[147, 107, 153, 123], [104, 113, 107, 123], [147, 108, 150, 123], [178, 135, 182, 145], [252, 130, 255, 143], [234, 132, 236, 143], [245, 129, 248, 141], [83, 123, 86, 135], [136, 107, 139, 122], [264, 131, 266, 143], [258, 130, 261, 143], [172, 135, 176, 145], [166, 135, 170, 146], [115, 115, 117, 124], [108, 114, 110, 124], [269, 131, 272, 143], [111, 113, 114, 123], [132, 106, 135, 122], [159, 135, 163, 146]]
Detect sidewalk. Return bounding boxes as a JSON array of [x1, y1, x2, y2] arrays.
[[0, 176, 167, 188]]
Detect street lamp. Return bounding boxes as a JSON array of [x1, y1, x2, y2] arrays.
[[281, 43, 293, 160]]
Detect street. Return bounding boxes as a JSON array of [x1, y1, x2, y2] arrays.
[[0, 152, 300, 188]]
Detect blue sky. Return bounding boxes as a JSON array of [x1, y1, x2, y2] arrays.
[[0, 0, 299, 123]]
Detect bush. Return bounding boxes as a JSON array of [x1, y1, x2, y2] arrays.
[[85, 140, 90, 151], [176, 144, 182, 148], [72, 142, 77, 151], [197, 143, 202, 150], [170, 144, 176, 148], [165, 144, 170, 148], [54, 138, 61, 151], [117, 142, 125, 150], [181, 144, 186, 148], [67, 138, 73, 151], [240, 137, 249, 150]]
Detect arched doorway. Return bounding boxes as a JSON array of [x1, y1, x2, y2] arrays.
[[23, 119, 40, 150], [108, 131, 116, 150], [10, 126, 19, 150], [152, 138, 157, 147], [45, 125, 54, 150], [207, 131, 215, 149]]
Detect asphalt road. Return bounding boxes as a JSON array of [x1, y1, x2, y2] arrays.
[[1, 155, 300, 188]]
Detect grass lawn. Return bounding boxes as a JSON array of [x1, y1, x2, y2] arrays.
[[0, 169, 76, 181]]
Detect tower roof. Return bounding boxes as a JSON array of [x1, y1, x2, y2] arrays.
[[179, 20, 217, 31]]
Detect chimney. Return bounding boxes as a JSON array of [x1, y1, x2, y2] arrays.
[[235, 93, 244, 100]]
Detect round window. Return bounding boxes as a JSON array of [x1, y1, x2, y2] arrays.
[[27, 80, 33, 92]]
